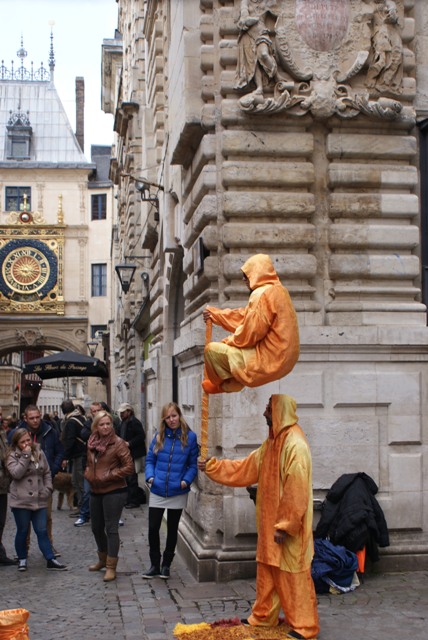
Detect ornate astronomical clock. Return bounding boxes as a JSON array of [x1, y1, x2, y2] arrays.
[[0, 209, 64, 314]]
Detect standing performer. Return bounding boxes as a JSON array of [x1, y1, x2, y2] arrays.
[[198, 395, 319, 640], [202, 254, 299, 393]]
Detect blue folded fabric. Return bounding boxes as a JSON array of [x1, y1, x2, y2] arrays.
[[312, 538, 358, 593]]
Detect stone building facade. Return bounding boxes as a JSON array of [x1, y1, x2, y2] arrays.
[[105, 0, 428, 579]]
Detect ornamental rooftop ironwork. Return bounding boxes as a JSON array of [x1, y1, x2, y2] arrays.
[[0, 33, 55, 82]]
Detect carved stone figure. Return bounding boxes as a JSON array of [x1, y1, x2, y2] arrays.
[[366, 0, 403, 95], [15, 328, 45, 346], [235, 0, 281, 96]]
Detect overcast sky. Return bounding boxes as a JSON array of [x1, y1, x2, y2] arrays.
[[1, 0, 119, 158]]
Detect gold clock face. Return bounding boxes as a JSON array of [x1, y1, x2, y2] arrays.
[[2, 246, 50, 294]]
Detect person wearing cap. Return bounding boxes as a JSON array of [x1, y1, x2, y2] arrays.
[[117, 403, 146, 509], [198, 395, 319, 640], [202, 254, 299, 394]]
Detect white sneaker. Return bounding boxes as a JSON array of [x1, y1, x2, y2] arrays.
[[74, 517, 89, 527], [118, 518, 124, 526], [18, 559, 27, 571]]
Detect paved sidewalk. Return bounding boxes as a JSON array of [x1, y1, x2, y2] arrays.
[[0, 503, 427, 640]]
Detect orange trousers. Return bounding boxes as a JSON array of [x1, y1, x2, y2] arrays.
[[204, 342, 246, 392], [248, 563, 319, 639]]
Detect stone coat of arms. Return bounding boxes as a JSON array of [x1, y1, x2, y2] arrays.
[[234, 0, 413, 122]]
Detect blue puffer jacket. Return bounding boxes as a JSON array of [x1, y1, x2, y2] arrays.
[[145, 427, 199, 498]]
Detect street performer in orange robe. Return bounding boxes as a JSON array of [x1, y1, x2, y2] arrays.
[[198, 395, 319, 640], [202, 254, 299, 394]]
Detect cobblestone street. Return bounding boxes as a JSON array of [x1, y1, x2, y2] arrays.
[[0, 501, 427, 640]]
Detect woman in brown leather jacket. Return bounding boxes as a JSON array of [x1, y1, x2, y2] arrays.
[[84, 411, 133, 581]]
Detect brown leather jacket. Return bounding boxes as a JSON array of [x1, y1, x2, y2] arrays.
[[84, 435, 134, 494]]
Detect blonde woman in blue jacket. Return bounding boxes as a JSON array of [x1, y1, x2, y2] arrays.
[[143, 402, 198, 579]]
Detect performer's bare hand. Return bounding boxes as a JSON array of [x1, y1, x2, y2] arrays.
[[274, 529, 287, 544], [203, 308, 212, 323], [197, 456, 211, 471]]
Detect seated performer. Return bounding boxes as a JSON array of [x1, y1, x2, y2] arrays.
[[202, 254, 299, 393]]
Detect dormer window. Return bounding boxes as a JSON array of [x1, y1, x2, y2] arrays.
[[6, 110, 32, 160], [5, 186, 31, 212]]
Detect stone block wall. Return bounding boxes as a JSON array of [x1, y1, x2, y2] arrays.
[[123, 0, 428, 579]]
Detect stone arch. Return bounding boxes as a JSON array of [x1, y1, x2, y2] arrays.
[[0, 317, 89, 357]]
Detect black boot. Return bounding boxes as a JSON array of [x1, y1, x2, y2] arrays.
[[142, 565, 161, 578], [160, 565, 170, 579], [0, 556, 17, 565]]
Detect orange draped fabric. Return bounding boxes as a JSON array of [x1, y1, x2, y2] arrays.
[[205, 395, 319, 639], [204, 255, 299, 393]]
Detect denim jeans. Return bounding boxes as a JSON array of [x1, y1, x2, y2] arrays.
[[79, 478, 91, 521], [12, 507, 54, 561], [90, 490, 126, 557]]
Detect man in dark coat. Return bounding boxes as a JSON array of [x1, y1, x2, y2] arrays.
[[61, 399, 86, 515], [117, 403, 146, 508]]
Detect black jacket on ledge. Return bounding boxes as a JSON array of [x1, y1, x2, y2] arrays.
[[314, 472, 390, 562]]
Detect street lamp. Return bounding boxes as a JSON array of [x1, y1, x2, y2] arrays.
[[87, 340, 99, 357], [115, 262, 137, 294]]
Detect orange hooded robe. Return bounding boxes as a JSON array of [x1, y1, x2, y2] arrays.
[[205, 395, 319, 638], [204, 254, 299, 393]]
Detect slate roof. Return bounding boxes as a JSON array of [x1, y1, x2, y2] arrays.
[[0, 79, 93, 168]]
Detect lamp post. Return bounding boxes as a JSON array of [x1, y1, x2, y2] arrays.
[[87, 340, 99, 357], [115, 263, 137, 294]]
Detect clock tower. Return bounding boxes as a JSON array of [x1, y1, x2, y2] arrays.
[[0, 205, 65, 314]]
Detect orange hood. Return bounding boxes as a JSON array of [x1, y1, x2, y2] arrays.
[[271, 394, 298, 438], [241, 254, 280, 290]]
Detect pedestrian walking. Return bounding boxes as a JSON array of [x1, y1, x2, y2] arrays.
[[143, 402, 199, 579], [84, 411, 133, 581], [61, 399, 86, 516], [6, 428, 67, 571]]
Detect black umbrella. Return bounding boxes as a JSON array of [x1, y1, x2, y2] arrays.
[[23, 349, 109, 380]]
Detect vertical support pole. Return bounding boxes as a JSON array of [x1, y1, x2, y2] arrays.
[[200, 319, 212, 460]]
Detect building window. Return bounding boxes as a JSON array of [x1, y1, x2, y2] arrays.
[[6, 111, 32, 159], [91, 194, 107, 220], [10, 139, 28, 158], [91, 324, 107, 339], [91, 264, 107, 297], [5, 186, 31, 212]]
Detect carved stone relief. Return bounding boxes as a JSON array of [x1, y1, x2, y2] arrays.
[[15, 328, 46, 346], [234, 0, 412, 122]]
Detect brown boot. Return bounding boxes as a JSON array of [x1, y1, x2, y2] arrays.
[[103, 556, 118, 582], [88, 551, 107, 571]]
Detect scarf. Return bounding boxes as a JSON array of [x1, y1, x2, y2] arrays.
[[88, 430, 116, 456]]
